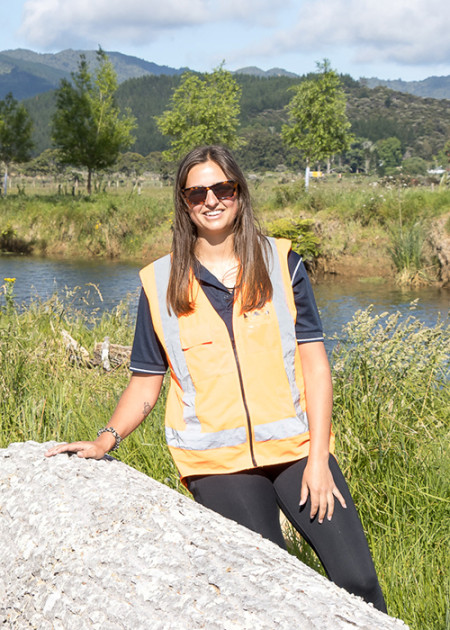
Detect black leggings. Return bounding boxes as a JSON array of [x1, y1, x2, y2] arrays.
[[187, 456, 387, 613]]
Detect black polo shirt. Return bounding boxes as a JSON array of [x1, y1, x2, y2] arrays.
[[130, 250, 323, 375]]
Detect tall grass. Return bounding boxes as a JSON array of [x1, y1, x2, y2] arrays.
[[1, 285, 449, 629], [331, 305, 449, 629]]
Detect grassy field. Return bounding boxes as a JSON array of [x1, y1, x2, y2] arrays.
[[1, 281, 448, 629], [1, 173, 450, 283]]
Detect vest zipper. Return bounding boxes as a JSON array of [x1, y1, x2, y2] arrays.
[[231, 337, 258, 468]]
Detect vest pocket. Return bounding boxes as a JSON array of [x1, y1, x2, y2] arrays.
[[180, 326, 213, 352]]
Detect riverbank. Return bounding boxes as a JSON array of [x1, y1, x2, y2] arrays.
[[1, 176, 449, 284]]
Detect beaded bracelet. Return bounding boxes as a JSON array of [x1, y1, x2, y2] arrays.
[[97, 426, 123, 451]]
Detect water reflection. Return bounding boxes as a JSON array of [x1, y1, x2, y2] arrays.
[[313, 276, 449, 340]]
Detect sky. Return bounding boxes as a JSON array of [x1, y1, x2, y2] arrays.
[[2, 0, 450, 81]]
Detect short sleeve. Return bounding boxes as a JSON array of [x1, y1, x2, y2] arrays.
[[129, 288, 168, 374], [288, 250, 324, 343]]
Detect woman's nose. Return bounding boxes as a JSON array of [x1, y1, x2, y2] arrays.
[[204, 188, 219, 206]]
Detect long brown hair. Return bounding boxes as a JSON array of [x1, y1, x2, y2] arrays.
[[167, 145, 273, 316]]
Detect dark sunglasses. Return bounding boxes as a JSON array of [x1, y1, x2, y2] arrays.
[[182, 180, 237, 206]]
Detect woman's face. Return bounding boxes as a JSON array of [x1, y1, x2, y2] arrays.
[[183, 160, 239, 241]]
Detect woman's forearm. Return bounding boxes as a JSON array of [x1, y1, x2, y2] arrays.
[[297, 341, 333, 460], [297, 341, 345, 521], [98, 373, 164, 449], [45, 373, 164, 458]]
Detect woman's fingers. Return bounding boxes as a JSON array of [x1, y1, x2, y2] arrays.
[[316, 491, 330, 524], [299, 480, 309, 507], [301, 484, 348, 523], [332, 485, 347, 510], [44, 441, 104, 459]]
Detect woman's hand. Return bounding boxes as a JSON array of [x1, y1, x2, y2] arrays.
[[45, 440, 109, 459], [300, 457, 347, 523], [44, 373, 164, 462]]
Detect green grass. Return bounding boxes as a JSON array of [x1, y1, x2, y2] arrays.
[[1, 283, 448, 629]]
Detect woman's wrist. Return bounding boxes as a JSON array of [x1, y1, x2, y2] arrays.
[[95, 430, 117, 452], [307, 441, 331, 463]]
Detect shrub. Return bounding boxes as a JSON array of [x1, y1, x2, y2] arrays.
[[265, 217, 320, 263]]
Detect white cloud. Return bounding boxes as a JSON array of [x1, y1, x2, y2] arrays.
[[259, 0, 450, 66], [19, 0, 287, 49]]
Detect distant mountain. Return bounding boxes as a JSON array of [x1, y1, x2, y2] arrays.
[[361, 76, 450, 100], [0, 49, 187, 100], [234, 66, 450, 99], [1, 48, 449, 102], [234, 66, 299, 79]]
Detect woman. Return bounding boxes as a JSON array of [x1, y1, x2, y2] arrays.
[[46, 145, 387, 612]]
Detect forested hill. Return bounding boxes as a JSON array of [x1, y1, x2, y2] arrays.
[[0, 49, 187, 100], [23, 73, 450, 167]]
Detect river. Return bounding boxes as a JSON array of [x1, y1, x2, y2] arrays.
[[1, 256, 449, 351]]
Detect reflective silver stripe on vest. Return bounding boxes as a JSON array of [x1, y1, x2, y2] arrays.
[[266, 238, 308, 434], [166, 426, 247, 451], [153, 255, 201, 431], [254, 415, 307, 442]]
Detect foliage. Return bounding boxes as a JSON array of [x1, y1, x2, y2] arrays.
[[282, 60, 353, 170], [401, 156, 428, 176], [52, 49, 136, 193], [0, 224, 33, 253], [331, 306, 449, 629], [269, 179, 306, 208], [155, 66, 243, 162], [435, 139, 450, 169], [265, 217, 320, 263], [341, 137, 377, 174], [115, 152, 148, 176], [0, 92, 34, 194], [20, 148, 67, 178], [346, 86, 449, 162], [376, 136, 403, 174], [236, 128, 288, 172]]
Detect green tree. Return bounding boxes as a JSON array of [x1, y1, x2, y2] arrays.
[[0, 93, 34, 195], [282, 60, 353, 187], [376, 136, 403, 174], [435, 139, 450, 169], [52, 49, 136, 193], [156, 66, 243, 162], [402, 157, 428, 176]]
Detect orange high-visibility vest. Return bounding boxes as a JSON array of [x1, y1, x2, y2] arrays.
[[140, 238, 332, 481]]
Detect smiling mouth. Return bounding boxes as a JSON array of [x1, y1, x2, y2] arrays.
[[204, 209, 223, 217]]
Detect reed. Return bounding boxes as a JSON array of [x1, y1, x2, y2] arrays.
[[1, 285, 448, 629]]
